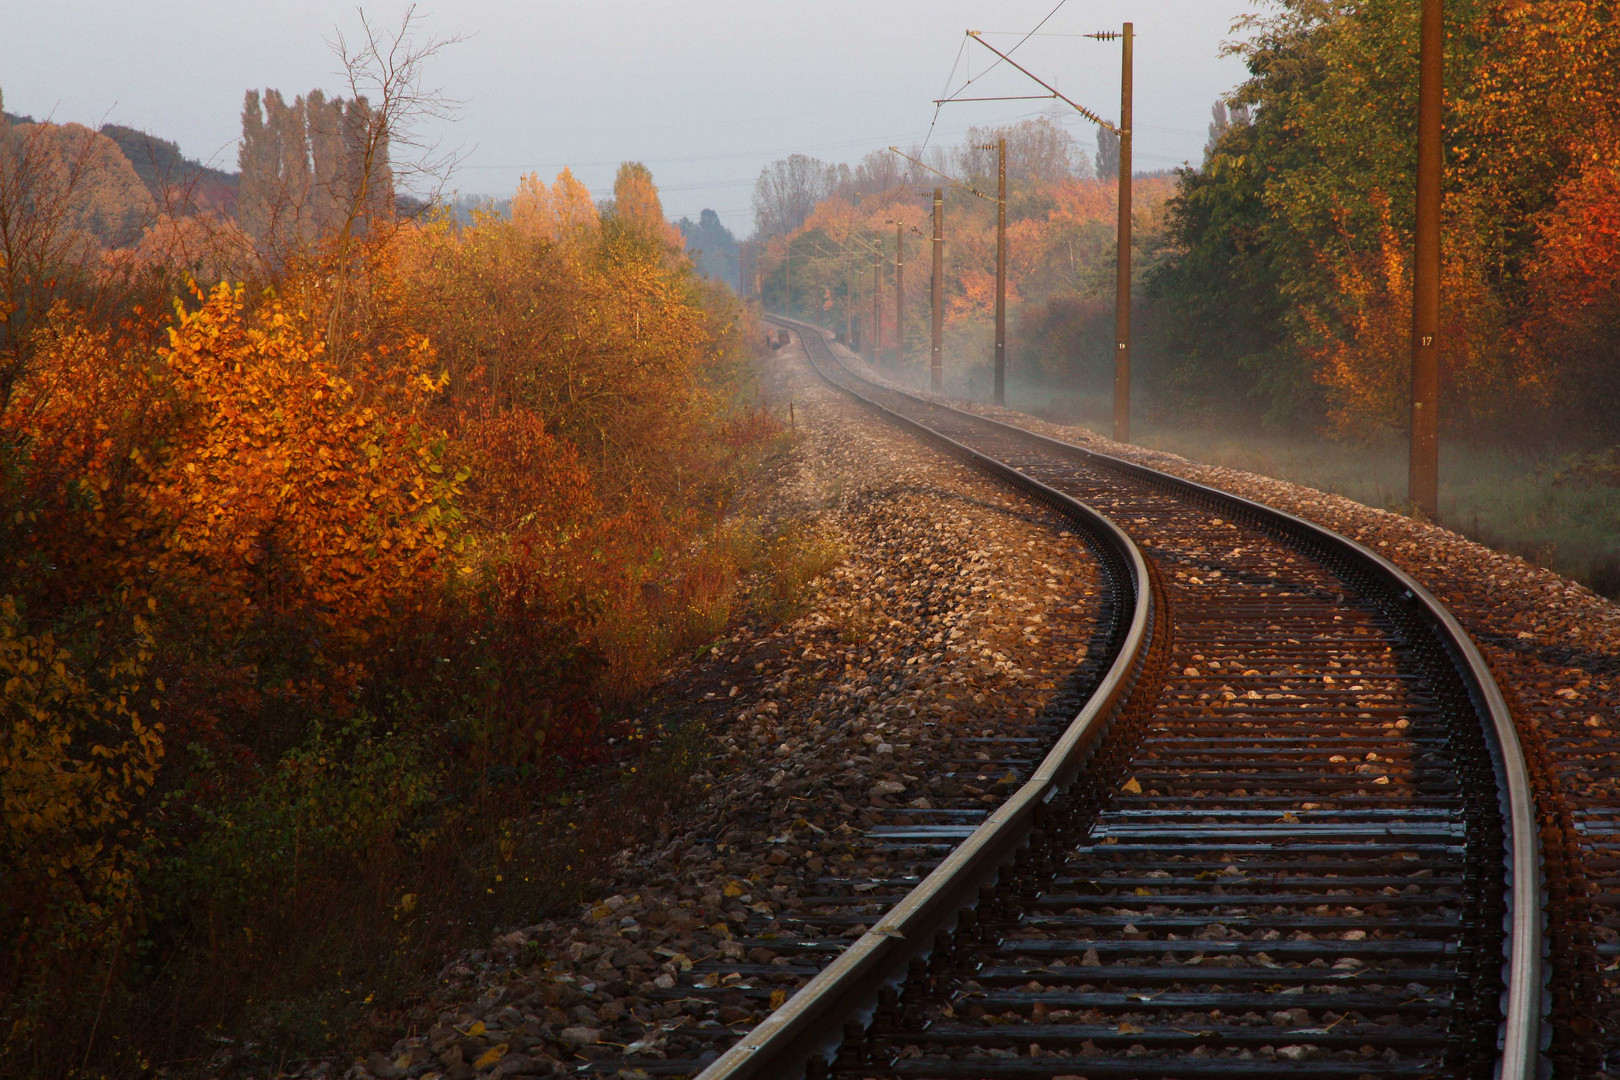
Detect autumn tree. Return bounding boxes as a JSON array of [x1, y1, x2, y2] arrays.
[[279, 94, 314, 238], [237, 89, 311, 252], [236, 90, 273, 243], [1143, 0, 1620, 438], [97, 122, 237, 218], [319, 6, 460, 360], [1, 595, 163, 1011], [1146, 0, 1483, 428], [751, 153, 840, 238], [841, 149, 904, 201], [550, 167, 598, 245], [1452, 0, 1620, 280], [956, 116, 1091, 192], [306, 89, 348, 232], [759, 126, 1174, 388], [237, 86, 398, 257], [0, 13, 771, 1073], [605, 160, 683, 252], [1518, 122, 1620, 436], [510, 171, 554, 239], [0, 91, 152, 418], [511, 166, 600, 256], [140, 284, 457, 657]]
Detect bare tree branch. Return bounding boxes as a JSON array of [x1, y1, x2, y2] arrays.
[[329, 4, 466, 211], [319, 5, 466, 360]]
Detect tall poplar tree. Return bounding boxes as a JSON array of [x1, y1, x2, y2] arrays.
[[306, 90, 346, 234], [237, 87, 395, 250], [275, 93, 313, 242], [236, 90, 276, 245]]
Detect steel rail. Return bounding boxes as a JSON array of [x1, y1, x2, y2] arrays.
[[763, 313, 1547, 1080], [692, 324, 1159, 1080]]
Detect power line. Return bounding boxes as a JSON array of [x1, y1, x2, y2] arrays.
[[454, 122, 994, 172], [921, 36, 970, 153], [937, 0, 1073, 110], [887, 146, 995, 203], [924, 0, 1073, 153], [973, 30, 1106, 37], [963, 31, 1118, 134]]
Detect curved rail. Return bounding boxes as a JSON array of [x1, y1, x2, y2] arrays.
[[695, 323, 1161, 1080], [699, 315, 1544, 1080]]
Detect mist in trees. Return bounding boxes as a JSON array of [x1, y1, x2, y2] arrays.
[[747, 111, 1174, 402], [956, 115, 1092, 191], [678, 208, 740, 290], [751, 153, 843, 238], [750, 118, 1091, 244]]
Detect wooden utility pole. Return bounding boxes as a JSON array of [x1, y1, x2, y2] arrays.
[[1113, 22, 1134, 445], [872, 252, 882, 363], [895, 223, 905, 368], [848, 268, 861, 341], [958, 30, 1129, 420], [1410, 0, 1443, 519], [785, 241, 792, 316], [995, 136, 1007, 405], [931, 187, 944, 393]]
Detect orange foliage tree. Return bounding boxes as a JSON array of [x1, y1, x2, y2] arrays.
[[511, 168, 601, 254], [1516, 121, 1620, 428], [1, 122, 765, 1071], [137, 282, 460, 657], [612, 161, 685, 251], [760, 143, 1174, 380], [1304, 192, 1508, 439]]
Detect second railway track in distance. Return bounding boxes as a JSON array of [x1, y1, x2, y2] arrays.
[[605, 318, 1546, 1080]]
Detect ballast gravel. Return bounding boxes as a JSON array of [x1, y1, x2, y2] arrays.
[[848, 354, 1620, 1066], [849, 355, 1620, 793], [334, 338, 1107, 1080]]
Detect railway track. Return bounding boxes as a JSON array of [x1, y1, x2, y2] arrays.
[[589, 317, 1545, 1080]]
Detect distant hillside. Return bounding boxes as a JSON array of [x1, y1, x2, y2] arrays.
[[3, 109, 238, 219], [98, 123, 237, 216]]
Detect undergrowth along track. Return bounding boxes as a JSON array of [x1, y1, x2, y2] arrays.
[[638, 318, 1545, 1079]]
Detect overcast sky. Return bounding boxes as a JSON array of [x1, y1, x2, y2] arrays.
[[2, 0, 1258, 236]]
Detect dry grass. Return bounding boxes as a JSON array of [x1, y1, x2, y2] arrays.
[[750, 524, 847, 627]]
